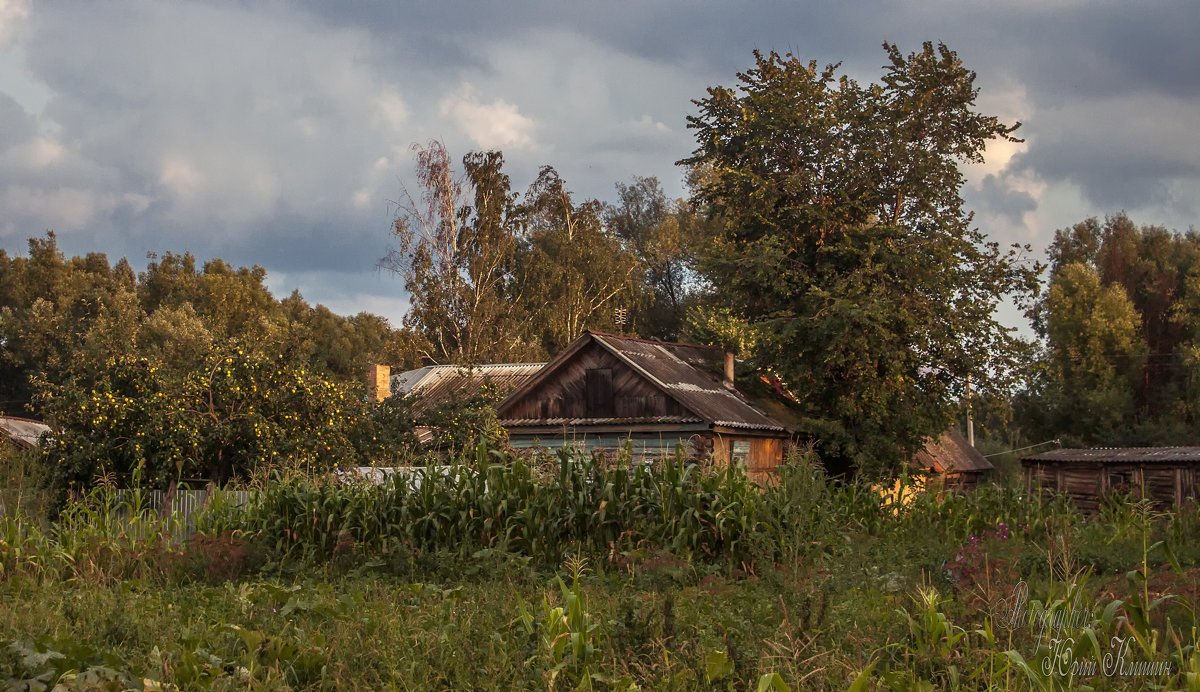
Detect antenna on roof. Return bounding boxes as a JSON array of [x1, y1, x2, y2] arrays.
[[613, 305, 628, 336]]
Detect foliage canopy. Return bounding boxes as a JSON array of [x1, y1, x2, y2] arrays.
[[682, 43, 1042, 476]]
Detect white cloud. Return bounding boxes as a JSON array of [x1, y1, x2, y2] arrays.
[[0, 185, 107, 233], [439, 83, 535, 151], [962, 77, 1032, 183], [627, 114, 671, 135], [0, 0, 29, 47], [373, 90, 408, 132], [158, 156, 204, 200], [351, 155, 397, 210]]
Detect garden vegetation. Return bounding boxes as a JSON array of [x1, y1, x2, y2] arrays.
[[2, 446, 1199, 689]]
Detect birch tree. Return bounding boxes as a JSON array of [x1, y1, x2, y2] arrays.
[[383, 141, 537, 364]]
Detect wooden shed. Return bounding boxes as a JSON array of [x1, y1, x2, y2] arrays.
[[1021, 447, 1200, 511], [495, 331, 792, 481], [912, 429, 994, 490]]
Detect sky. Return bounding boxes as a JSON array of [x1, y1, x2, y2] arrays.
[[0, 1, 1197, 330]]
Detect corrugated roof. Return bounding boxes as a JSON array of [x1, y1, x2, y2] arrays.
[[392, 363, 546, 415], [1023, 447, 1200, 464], [590, 333, 784, 432], [913, 429, 993, 474], [0, 416, 52, 449], [502, 415, 704, 426]]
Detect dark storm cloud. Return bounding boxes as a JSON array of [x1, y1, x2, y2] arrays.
[[222, 214, 392, 275], [976, 174, 1038, 225], [0, 92, 35, 149], [283, 0, 909, 78], [1016, 139, 1200, 213], [994, 3, 1200, 100]]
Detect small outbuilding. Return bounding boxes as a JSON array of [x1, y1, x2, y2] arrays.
[[912, 429, 994, 490], [1021, 447, 1200, 511], [390, 363, 547, 415], [384, 362, 546, 445]]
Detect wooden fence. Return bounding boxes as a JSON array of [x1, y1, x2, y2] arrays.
[[0, 487, 251, 540], [111, 488, 252, 539]]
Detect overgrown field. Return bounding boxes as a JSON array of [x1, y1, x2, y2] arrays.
[[2, 450, 1199, 690]]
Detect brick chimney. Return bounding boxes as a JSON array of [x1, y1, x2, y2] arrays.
[[723, 351, 735, 390], [367, 364, 391, 402]]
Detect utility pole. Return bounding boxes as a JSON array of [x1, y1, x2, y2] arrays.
[[966, 373, 975, 447]]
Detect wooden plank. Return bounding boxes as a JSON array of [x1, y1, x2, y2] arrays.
[[747, 437, 782, 471], [586, 368, 614, 417], [711, 434, 730, 464], [1144, 467, 1176, 508]]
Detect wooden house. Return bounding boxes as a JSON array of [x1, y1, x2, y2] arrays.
[[912, 429, 994, 490], [495, 331, 792, 478], [1021, 447, 1200, 511]]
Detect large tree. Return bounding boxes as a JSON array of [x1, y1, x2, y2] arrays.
[[383, 141, 536, 364], [682, 43, 1041, 476], [604, 176, 709, 341], [1021, 214, 1200, 444], [517, 167, 642, 353]]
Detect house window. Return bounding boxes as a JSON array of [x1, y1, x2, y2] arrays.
[[1109, 470, 1134, 490], [731, 440, 751, 466], [585, 368, 614, 417]]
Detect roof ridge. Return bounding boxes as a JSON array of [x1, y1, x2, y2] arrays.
[[584, 330, 722, 351], [591, 333, 711, 422], [425, 362, 545, 369]]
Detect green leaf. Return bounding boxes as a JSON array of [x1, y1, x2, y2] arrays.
[[704, 650, 734, 683], [757, 671, 791, 692]]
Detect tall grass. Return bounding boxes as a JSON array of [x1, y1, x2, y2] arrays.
[[201, 444, 768, 568], [197, 444, 1091, 575]]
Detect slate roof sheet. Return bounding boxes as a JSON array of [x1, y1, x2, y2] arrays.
[[1023, 447, 1200, 464], [913, 429, 994, 474], [503, 415, 704, 426], [392, 363, 546, 415], [0, 416, 52, 449]]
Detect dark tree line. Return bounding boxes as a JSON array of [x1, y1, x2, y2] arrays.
[[0, 234, 422, 490], [1016, 213, 1200, 447]]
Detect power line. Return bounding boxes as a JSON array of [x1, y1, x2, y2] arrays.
[[983, 439, 1060, 458]]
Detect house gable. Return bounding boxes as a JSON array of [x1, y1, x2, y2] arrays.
[[498, 340, 693, 421]]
